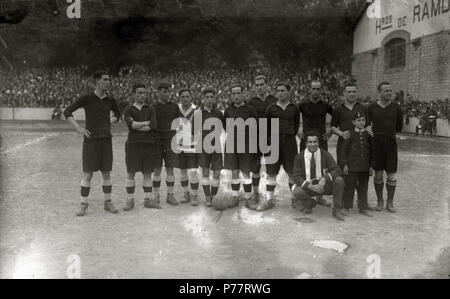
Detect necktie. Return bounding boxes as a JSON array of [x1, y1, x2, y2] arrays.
[[311, 152, 316, 180]]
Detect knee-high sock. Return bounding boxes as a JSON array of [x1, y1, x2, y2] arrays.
[[211, 178, 220, 197], [180, 172, 189, 192], [181, 179, 189, 192], [202, 177, 211, 197], [386, 179, 397, 203], [374, 177, 384, 202], [243, 178, 252, 200], [166, 175, 175, 194], [252, 173, 260, 194], [80, 180, 90, 204], [189, 170, 199, 196], [103, 178, 112, 201], [143, 177, 152, 198], [266, 177, 277, 199], [231, 179, 240, 197], [153, 174, 161, 194], [125, 179, 135, 200]]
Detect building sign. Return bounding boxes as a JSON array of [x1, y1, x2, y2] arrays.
[[413, 0, 450, 23], [354, 0, 450, 54], [375, 15, 394, 34]]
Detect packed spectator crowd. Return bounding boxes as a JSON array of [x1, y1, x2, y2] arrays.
[[1, 65, 448, 120], [402, 98, 449, 119], [0, 65, 347, 108]]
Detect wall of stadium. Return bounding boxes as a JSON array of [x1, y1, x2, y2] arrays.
[[0, 108, 86, 120], [352, 0, 450, 101], [1, 108, 450, 137], [404, 117, 450, 137]]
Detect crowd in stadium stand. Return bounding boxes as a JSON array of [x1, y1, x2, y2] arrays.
[[1, 66, 448, 120], [403, 98, 449, 119], [0, 65, 348, 108]]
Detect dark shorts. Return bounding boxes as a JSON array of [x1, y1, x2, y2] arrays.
[[300, 137, 328, 152], [266, 134, 298, 176], [154, 137, 179, 168], [199, 152, 223, 171], [125, 142, 158, 173], [373, 135, 398, 173], [178, 152, 199, 169], [82, 138, 113, 173], [224, 152, 257, 173]]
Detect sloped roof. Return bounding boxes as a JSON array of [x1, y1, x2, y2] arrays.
[[352, 1, 371, 31]]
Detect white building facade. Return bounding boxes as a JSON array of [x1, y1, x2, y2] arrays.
[[352, 0, 450, 101]]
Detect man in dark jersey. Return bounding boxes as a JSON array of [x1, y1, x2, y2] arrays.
[[368, 82, 403, 213], [122, 83, 159, 211], [331, 82, 368, 170], [152, 82, 183, 206], [194, 87, 225, 207], [224, 84, 258, 208], [64, 70, 121, 216], [258, 82, 300, 211], [247, 75, 277, 206], [298, 80, 333, 207], [298, 80, 333, 152]]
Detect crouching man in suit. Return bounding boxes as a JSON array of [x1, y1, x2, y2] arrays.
[[291, 131, 346, 221]]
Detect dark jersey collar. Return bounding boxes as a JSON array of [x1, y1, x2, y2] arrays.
[[376, 100, 393, 108], [92, 91, 108, 100], [341, 101, 360, 110], [132, 103, 149, 111], [308, 97, 324, 105], [253, 94, 272, 101], [275, 100, 293, 110], [157, 99, 171, 105], [232, 102, 246, 109]]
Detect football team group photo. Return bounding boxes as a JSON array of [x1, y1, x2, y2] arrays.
[[0, 0, 449, 280], [66, 72, 402, 223]]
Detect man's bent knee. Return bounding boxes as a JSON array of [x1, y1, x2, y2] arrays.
[[333, 176, 344, 187]]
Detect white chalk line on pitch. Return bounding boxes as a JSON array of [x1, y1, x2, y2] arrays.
[[1, 133, 59, 155]]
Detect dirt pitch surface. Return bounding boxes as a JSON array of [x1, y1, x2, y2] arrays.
[[0, 120, 449, 279]]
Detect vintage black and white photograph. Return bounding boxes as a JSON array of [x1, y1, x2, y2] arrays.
[[0, 0, 449, 281]]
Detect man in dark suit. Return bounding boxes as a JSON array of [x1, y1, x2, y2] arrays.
[[291, 131, 346, 221]]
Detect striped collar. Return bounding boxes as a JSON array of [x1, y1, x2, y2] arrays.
[[179, 103, 197, 117]]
